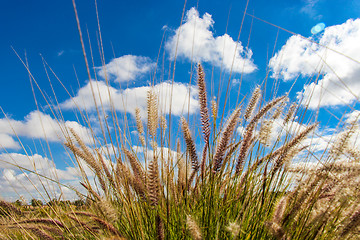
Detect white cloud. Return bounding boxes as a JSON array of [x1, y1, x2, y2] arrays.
[[165, 7, 257, 73], [345, 110, 360, 123], [300, 0, 322, 19], [237, 117, 309, 144], [0, 134, 20, 150], [133, 146, 178, 164], [57, 50, 64, 57], [0, 153, 83, 201], [269, 18, 360, 108], [97, 55, 155, 83], [0, 111, 92, 149], [295, 110, 360, 156], [1, 153, 56, 172], [61, 80, 199, 117], [0, 149, 115, 201]]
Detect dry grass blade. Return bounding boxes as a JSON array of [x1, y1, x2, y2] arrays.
[[5, 224, 57, 240], [15, 218, 65, 229]]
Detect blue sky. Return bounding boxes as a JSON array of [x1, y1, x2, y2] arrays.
[[0, 0, 360, 201]]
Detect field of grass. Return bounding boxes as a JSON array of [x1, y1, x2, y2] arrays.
[[0, 0, 360, 239]]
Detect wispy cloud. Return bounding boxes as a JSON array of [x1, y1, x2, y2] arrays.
[[269, 18, 360, 108], [165, 7, 256, 74], [57, 50, 64, 57], [300, 0, 323, 20]]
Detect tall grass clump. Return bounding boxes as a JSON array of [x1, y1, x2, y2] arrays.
[[1, 2, 360, 240]]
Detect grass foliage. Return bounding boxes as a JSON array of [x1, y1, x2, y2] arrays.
[[1, 1, 360, 239]]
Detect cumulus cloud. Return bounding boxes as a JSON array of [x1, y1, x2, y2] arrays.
[[97, 55, 155, 83], [0, 111, 91, 149], [0, 153, 73, 178], [165, 7, 256, 73], [0, 153, 83, 201], [345, 110, 360, 123], [0, 134, 20, 150], [133, 146, 178, 163], [237, 117, 309, 143], [269, 18, 360, 108], [61, 80, 199, 117], [0, 149, 115, 201], [294, 110, 360, 156]]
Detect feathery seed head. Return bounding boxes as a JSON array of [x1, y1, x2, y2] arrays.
[[186, 215, 202, 240], [213, 108, 241, 172], [197, 63, 211, 143], [341, 208, 360, 237], [135, 107, 144, 135], [226, 221, 241, 238], [330, 124, 358, 159], [160, 115, 167, 130], [147, 90, 158, 137], [156, 214, 165, 240], [211, 99, 218, 119], [273, 196, 288, 223], [148, 158, 160, 206], [139, 135, 146, 146], [244, 87, 261, 120], [259, 120, 273, 146], [272, 98, 287, 120], [284, 103, 297, 124], [181, 117, 200, 172]]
